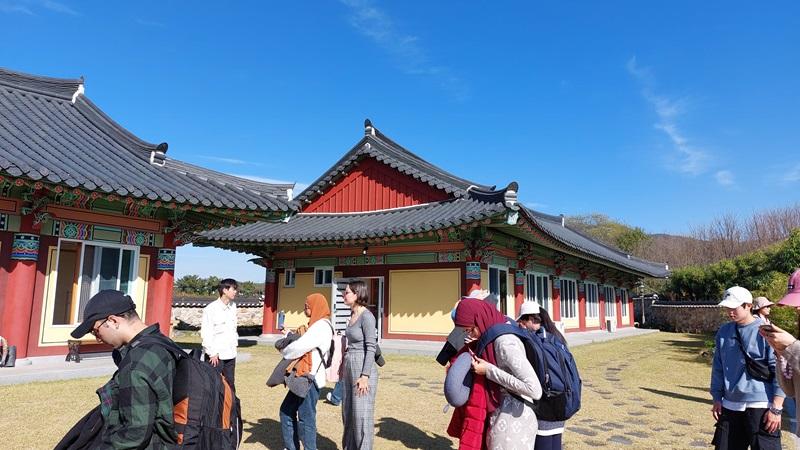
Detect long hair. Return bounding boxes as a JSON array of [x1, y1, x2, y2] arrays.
[[538, 308, 566, 346], [346, 280, 370, 307]]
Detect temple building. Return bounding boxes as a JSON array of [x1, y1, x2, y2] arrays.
[[200, 120, 669, 340], [0, 68, 294, 360]]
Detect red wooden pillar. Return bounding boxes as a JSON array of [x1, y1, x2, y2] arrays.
[[464, 260, 481, 295], [146, 233, 175, 335], [261, 262, 277, 335], [616, 291, 624, 327], [1, 224, 40, 360], [598, 290, 606, 330], [514, 269, 525, 315], [551, 277, 561, 321], [577, 281, 587, 330]]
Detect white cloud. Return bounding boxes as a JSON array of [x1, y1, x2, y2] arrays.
[[715, 170, 734, 186], [0, 2, 33, 14], [41, 0, 77, 15], [782, 164, 800, 184], [627, 56, 710, 175], [199, 155, 259, 166], [135, 18, 166, 28], [1, 0, 78, 15], [339, 0, 469, 101]]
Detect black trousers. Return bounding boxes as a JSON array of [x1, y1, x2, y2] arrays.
[[712, 407, 781, 450], [206, 355, 236, 392]]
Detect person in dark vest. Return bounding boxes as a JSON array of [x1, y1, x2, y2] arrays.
[[71, 290, 178, 449], [516, 301, 568, 450]]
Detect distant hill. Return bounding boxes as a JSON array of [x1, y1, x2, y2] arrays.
[[566, 211, 800, 269]]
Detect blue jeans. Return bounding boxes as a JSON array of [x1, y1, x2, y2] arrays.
[[279, 383, 320, 450], [329, 380, 343, 405]]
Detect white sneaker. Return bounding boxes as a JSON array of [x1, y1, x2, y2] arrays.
[[326, 392, 333, 402]]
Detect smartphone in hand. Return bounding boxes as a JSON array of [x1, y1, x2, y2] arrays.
[[760, 324, 776, 333], [467, 346, 478, 360]]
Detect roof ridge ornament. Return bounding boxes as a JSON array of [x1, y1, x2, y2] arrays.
[[71, 83, 84, 104], [504, 181, 519, 211], [364, 118, 376, 136], [150, 142, 168, 167]]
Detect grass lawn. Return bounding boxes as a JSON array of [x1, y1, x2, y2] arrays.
[[0, 332, 796, 449]]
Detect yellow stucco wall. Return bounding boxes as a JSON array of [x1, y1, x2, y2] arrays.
[[388, 268, 461, 336], [277, 271, 342, 330]]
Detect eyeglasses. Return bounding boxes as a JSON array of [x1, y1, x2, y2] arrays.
[[91, 318, 109, 337]]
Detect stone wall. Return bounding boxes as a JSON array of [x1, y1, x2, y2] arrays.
[[647, 301, 728, 334], [172, 305, 264, 329]]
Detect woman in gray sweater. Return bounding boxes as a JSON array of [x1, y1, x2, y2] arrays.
[[341, 280, 379, 450]]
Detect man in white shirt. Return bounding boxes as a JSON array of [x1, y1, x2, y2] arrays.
[[201, 278, 239, 390]]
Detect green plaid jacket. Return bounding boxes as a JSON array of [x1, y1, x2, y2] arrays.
[[97, 324, 178, 449]]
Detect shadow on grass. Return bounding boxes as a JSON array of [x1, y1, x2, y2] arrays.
[[243, 417, 338, 450], [376, 417, 454, 449], [640, 386, 713, 405], [172, 340, 258, 349], [677, 384, 710, 392]]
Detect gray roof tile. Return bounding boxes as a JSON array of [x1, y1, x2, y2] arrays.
[[201, 197, 507, 243], [0, 68, 294, 213], [522, 207, 669, 277]]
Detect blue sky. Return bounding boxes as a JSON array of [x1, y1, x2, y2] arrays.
[[2, 1, 798, 281]]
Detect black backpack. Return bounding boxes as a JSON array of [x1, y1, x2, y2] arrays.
[[476, 324, 582, 421], [135, 335, 243, 449]]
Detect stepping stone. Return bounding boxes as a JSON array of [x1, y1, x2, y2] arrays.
[[671, 419, 691, 426], [602, 422, 626, 429], [625, 431, 650, 438], [570, 426, 598, 436], [609, 435, 633, 445], [583, 439, 607, 447], [592, 425, 614, 432], [607, 367, 622, 371], [596, 390, 613, 395], [401, 382, 420, 388], [605, 377, 621, 382], [628, 411, 647, 416], [628, 397, 644, 402], [613, 402, 627, 407], [690, 440, 708, 447], [652, 427, 668, 432], [643, 404, 661, 409]]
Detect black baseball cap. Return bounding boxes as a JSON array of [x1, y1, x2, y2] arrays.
[[71, 290, 136, 338]]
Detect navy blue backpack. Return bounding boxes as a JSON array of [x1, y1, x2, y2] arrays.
[[476, 324, 582, 421]]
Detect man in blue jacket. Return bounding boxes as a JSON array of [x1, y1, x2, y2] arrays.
[[711, 286, 784, 449]]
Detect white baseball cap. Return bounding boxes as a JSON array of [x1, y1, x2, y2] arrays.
[[718, 286, 753, 309], [516, 301, 541, 321]]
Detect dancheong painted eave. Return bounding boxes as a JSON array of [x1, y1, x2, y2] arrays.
[[0, 67, 295, 216]]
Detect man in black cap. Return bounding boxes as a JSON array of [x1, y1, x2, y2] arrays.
[[71, 290, 178, 449]]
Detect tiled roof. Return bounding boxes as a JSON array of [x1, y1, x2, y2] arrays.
[[522, 207, 670, 278], [0, 68, 293, 213], [202, 197, 507, 243], [295, 120, 493, 205]]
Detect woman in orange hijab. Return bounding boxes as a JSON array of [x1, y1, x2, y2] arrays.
[[279, 293, 334, 450]]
